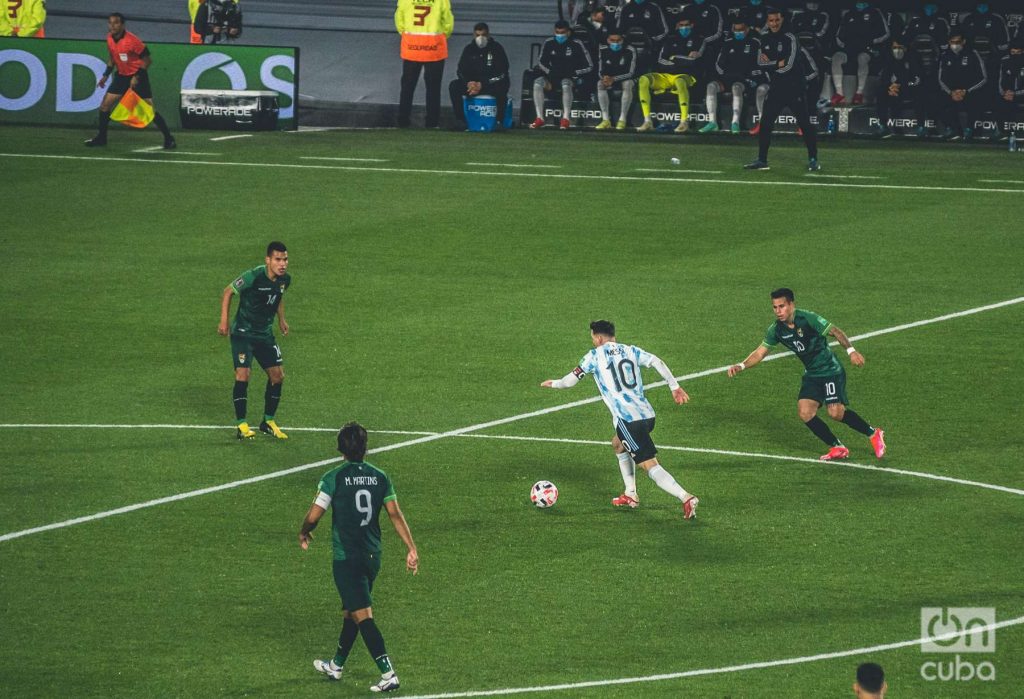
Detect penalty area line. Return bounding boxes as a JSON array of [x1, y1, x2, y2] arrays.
[[398, 615, 1024, 699]]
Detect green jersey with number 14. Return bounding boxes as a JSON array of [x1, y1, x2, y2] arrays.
[[762, 309, 844, 378], [230, 265, 291, 341], [316, 461, 397, 561]]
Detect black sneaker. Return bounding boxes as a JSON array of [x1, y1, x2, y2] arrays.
[[807, 158, 821, 172], [743, 160, 770, 170], [163, 137, 177, 150], [84, 137, 107, 147]]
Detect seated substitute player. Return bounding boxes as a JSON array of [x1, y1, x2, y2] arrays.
[[595, 32, 639, 131], [217, 242, 291, 440], [726, 288, 886, 462], [702, 16, 766, 134], [530, 20, 594, 130], [301, 422, 419, 693], [85, 13, 175, 149], [637, 16, 707, 133], [541, 320, 699, 519]]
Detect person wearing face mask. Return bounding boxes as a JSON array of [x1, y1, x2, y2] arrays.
[[448, 22, 511, 131], [728, 0, 768, 36], [790, 1, 836, 105], [744, 8, 819, 171], [530, 20, 595, 129], [993, 34, 1024, 141], [595, 32, 639, 130], [682, 0, 724, 50], [829, 0, 889, 107], [702, 17, 766, 134], [875, 39, 927, 138], [637, 17, 707, 133], [936, 31, 988, 140], [573, 5, 612, 67], [616, 0, 670, 48]]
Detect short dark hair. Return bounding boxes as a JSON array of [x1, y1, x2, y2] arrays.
[[555, 20, 571, 31], [856, 663, 885, 693], [590, 320, 615, 337], [474, 22, 489, 32], [337, 422, 368, 462], [770, 287, 794, 302], [266, 241, 287, 257], [765, 7, 783, 17], [109, 12, 126, 23]]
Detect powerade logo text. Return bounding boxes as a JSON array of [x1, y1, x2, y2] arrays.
[[468, 102, 497, 117], [185, 105, 255, 117]]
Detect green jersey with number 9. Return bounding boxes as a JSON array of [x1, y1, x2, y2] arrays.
[[762, 308, 844, 378], [316, 462, 397, 561], [229, 265, 291, 342]]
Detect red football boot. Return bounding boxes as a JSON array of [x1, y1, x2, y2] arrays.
[[682, 495, 699, 520], [819, 445, 850, 461], [529, 117, 545, 129], [611, 493, 639, 509], [870, 429, 886, 459]]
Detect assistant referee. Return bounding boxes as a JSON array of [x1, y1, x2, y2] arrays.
[[85, 13, 175, 149]]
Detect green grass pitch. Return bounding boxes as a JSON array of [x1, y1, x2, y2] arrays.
[[1, 124, 1022, 697]]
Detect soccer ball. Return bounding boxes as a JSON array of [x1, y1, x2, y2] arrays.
[[530, 480, 558, 508]]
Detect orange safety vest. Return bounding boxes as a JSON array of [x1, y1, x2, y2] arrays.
[[399, 33, 447, 62], [395, 0, 453, 62]]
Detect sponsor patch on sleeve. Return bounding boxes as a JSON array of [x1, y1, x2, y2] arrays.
[[232, 277, 245, 289]]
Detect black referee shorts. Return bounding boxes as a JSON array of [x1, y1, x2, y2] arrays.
[[108, 71, 152, 99]]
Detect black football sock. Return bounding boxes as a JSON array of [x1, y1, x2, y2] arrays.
[[153, 112, 172, 139], [841, 409, 875, 436], [263, 380, 282, 421], [332, 616, 359, 667], [804, 416, 841, 447], [97, 111, 111, 138], [358, 618, 393, 674], [233, 380, 248, 422]]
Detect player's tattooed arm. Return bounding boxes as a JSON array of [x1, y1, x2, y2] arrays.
[[829, 326, 865, 367]]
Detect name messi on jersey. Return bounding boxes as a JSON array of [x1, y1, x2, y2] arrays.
[[345, 476, 379, 486]]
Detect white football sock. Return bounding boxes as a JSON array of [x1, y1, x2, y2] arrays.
[[561, 79, 573, 118], [617, 452, 636, 496], [731, 83, 743, 123], [647, 464, 689, 501], [705, 83, 718, 123]]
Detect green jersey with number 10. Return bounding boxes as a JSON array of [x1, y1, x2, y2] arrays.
[[762, 309, 844, 378], [316, 462, 397, 561], [230, 265, 291, 341]]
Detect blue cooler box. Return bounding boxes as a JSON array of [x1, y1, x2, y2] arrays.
[[463, 95, 514, 132]]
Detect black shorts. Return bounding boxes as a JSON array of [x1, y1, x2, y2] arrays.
[[616, 417, 657, 463], [108, 71, 152, 99], [333, 554, 381, 612]]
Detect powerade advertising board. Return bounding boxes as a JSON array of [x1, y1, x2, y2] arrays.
[[0, 37, 298, 129]]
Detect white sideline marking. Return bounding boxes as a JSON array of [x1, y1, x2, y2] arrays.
[[209, 134, 252, 141], [291, 126, 346, 133], [300, 156, 389, 162], [806, 174, 883, 180], [979, 179, 1024, 184], [399, 616, 1024, 699], [132, 148, 221, 156], [459, 434, 1024, 496], [1, 295, 1021, 543], [3, 153, 1024, 194], [634, 168, 724, 174], [0, 423, 437, 436], [464, 162, 561, 168]]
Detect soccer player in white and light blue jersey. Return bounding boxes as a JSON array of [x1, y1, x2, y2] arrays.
[[542, 320, 699, 520]]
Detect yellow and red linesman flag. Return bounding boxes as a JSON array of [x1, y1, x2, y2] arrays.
[[110, 89, 154, 129]]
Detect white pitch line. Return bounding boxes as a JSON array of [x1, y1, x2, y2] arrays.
[[300, 156, 390, 162], [399, 616, 1024, 699], [634, 168, 724, 174], [457, 434, 1024, 496], [464, 162, 562, 168], [1, 295, 1021, 543], [209, 134, 253, 141], [0, 423, 437, 436], [806, 174, 883, 180], [132, 148, 221, 156], [3, 153, 1023, 195], [979, 179, 1024, 184]]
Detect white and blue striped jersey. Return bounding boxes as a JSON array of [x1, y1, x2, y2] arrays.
[[576, 342, 659, 425]]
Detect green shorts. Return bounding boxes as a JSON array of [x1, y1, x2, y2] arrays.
[[799, 370, 848, 406], [230, 334, 282, 370], [332, 553, 381, 612]]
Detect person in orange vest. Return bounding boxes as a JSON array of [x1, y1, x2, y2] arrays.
[[395, 0, 454, 128], [3, 0, 46, 37], [188, 0, 204, 44]]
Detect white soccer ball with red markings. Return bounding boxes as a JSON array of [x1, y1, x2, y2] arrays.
[[530, 480, 558, 508]]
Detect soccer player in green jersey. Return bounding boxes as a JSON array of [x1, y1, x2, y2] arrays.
[[300, 422, 419, 693], [218, 241, 291, 440], [727, 288, 886, 461]]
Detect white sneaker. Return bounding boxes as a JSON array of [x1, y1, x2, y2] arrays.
[[313, 659, 343, 680], [637, 119, 654, 132], [370, 672, 400, 693]]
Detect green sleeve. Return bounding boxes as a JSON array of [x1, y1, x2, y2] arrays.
[[382, 478, 397, 504], [317, 471, 336, 498], [805, 311, 833, 335], [230, 268, 257, 296], [761, 323, 779, 347]]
